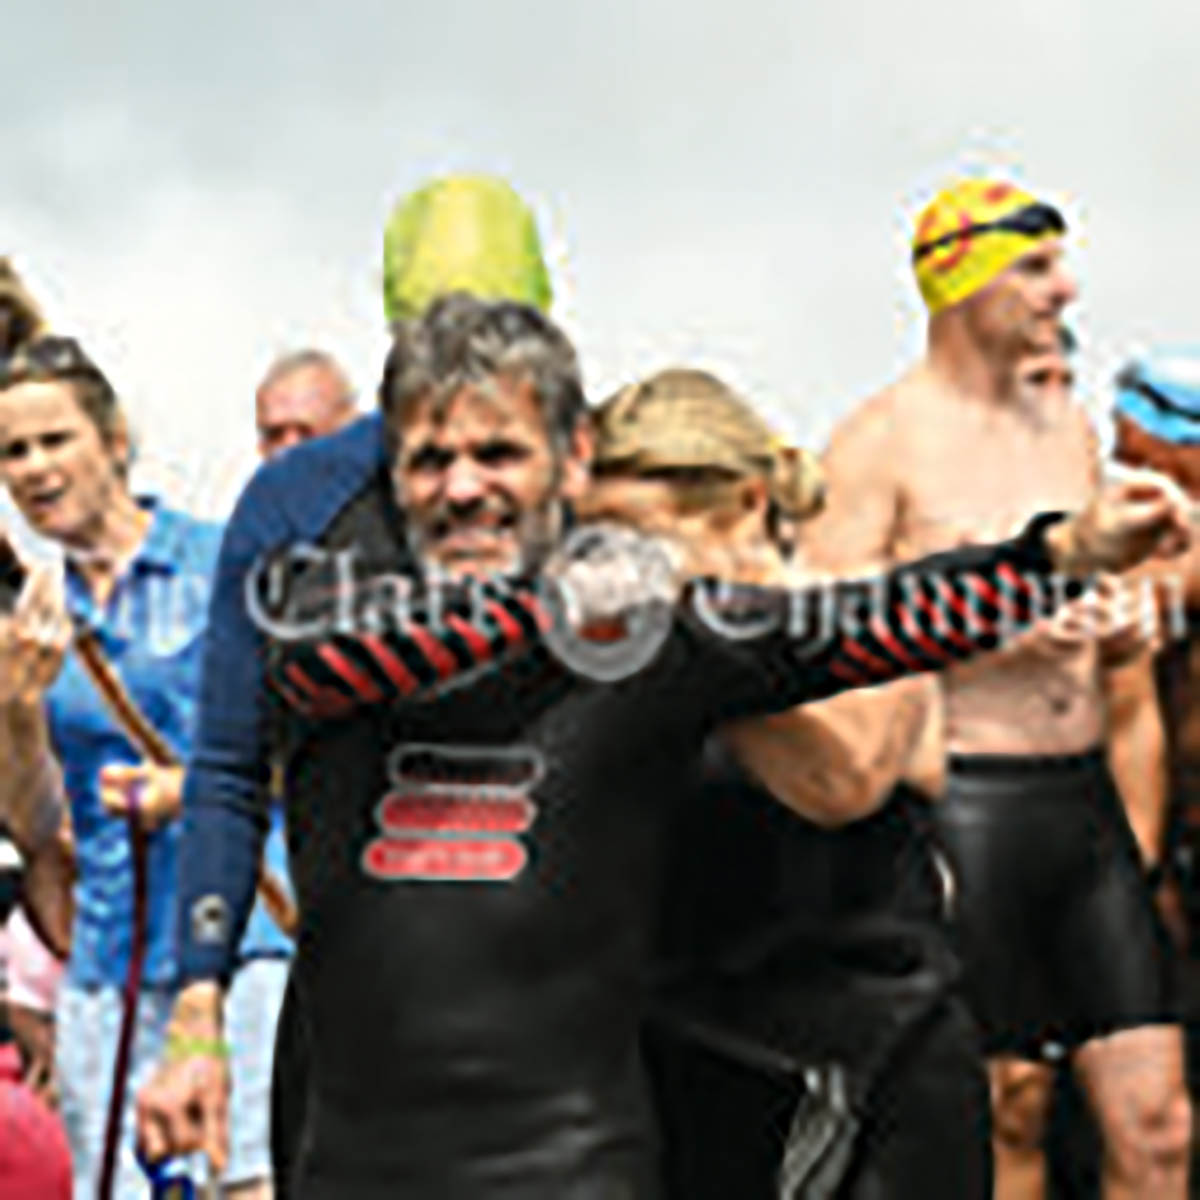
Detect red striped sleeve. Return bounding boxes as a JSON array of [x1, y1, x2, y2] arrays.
[[317, 644, 384, 703]]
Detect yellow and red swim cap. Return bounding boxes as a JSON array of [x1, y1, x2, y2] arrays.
[[911, 178, 1066, 316]]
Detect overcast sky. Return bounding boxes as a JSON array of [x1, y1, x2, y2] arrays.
[[0, 0, 1192, 524]]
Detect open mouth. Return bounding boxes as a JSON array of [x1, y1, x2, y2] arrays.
[[25, 485, 66, 515], [433, 514, 517, 553]]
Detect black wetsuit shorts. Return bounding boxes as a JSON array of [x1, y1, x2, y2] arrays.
[[932, 750, 1175, 1057]]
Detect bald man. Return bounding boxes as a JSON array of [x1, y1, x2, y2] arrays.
[[255, 351, 356, 460], [803, 179, 1191, 1200]]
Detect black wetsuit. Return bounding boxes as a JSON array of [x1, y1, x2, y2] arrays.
[[644, 749, 991, 1199], [182, 472, 1077, 1199], [933, 751, 1174, 1058]]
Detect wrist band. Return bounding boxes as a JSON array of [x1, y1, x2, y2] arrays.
[[164, 1034, 230, 1063]]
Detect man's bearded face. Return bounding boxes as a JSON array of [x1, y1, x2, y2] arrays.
[[393, 376, 583, 579]]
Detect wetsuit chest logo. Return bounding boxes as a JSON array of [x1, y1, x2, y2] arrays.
[[362, 743, 544, 883]]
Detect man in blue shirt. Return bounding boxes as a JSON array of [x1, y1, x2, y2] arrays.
[[220, 347, 358, 1200]]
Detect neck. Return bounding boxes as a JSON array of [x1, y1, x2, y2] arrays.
[[66, 489, 150, 595], [925, 314, 1022, 407]]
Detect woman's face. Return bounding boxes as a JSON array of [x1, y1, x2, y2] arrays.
[[581, 470, 775, 578], [0, 380, 125, 546]]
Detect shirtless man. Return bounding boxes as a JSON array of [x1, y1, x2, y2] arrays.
[[1110, 347, 1200, 939], [803, 178, 1192, 1199]]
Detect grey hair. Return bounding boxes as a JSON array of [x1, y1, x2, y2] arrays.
[[378, 292, 585, 449], [257, 348, 354, 404]]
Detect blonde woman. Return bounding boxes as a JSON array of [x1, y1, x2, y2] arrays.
[[581, 368, 984, 1200]]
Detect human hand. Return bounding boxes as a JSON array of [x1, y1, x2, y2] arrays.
[[97, 763, 184, 832]]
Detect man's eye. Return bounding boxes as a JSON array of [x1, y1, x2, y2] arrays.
[[407, 446, 454, 472], [1019, 254, 1053, 276], [475, 441, 527, 467]]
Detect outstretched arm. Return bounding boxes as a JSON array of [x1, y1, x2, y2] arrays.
[[264, 512, 1088, 717], [720, 676, 934, 826], [265, 473, 1188, 720]]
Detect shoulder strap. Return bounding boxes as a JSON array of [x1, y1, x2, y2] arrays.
[[73, 630, 177, 765], [72, 629, 298, 939]]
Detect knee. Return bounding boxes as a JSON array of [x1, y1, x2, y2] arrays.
[[991, 1067, 1054, 1155], [1103, 1083, 1192, 1183]]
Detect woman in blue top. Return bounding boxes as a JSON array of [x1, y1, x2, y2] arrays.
[[0, 336, 223, 1199]]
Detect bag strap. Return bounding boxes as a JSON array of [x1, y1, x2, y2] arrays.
[[74, 630, 176, 765], [72, 629, 298, 938]]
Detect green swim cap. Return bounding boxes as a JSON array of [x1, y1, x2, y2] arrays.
[[382, 174, 553, 323]]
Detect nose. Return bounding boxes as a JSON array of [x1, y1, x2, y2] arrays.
[[1053, 261, 1078, 308], [442, 458, 488, 510]]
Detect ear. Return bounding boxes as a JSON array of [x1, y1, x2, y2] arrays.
[[559, 418, 595, 501], [725, 476, 768, 531], [107, 410, 136, 479]]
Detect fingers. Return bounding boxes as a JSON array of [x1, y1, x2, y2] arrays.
[[136, 1068, 197, 1165], [0, 564, 71, 704], [97, 763, 181, 829], [201, 1065, 230, 1176], [136, 1060, 224, 1167], [1107, 464, 1190, 507], [98, 763, 137, 818]]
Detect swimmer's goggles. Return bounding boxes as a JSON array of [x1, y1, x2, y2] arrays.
[[0, 334, 108, 388], [1115, 363, 1200, 424], [912, 202, 1067, 263]]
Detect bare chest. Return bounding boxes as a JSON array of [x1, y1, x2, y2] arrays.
[[897, 410, 1092, 556]]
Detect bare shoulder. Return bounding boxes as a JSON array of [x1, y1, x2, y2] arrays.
[[825, 375, 921, 470], [806, 378, 919, 566]]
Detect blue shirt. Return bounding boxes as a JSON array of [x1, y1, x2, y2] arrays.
[[52, 499, 223, 987], [178, 414, 388, 982]]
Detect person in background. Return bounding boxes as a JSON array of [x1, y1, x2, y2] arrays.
[[581, 368, 987, 1197], [0, 821, 71, 1199], [0, 334, 224, 1199], [255, 351, 356, 461], [225, 347, 357, 1200]]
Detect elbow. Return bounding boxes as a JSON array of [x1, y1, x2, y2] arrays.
[[803, 766, 889, 829]]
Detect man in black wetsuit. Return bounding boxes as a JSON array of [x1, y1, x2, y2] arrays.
[[137, 295, 1189, 1199]]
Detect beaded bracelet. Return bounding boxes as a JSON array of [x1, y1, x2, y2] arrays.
[[164, 1034, 230, 1063]]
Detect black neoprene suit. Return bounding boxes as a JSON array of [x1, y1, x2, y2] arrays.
[[934, 751, 1175, 1058], [254, 491, 1071, 1198], [644, 753, 991, 1199]]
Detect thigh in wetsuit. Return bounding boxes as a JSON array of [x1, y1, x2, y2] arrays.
[[645, 757, 992, 1200], [933, 751, 1175, 1057]]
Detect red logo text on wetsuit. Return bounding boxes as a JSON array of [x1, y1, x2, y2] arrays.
[[361, 743, 543, 883]]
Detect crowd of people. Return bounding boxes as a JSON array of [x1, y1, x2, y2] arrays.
[[0, 170, 1197, 1200]]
